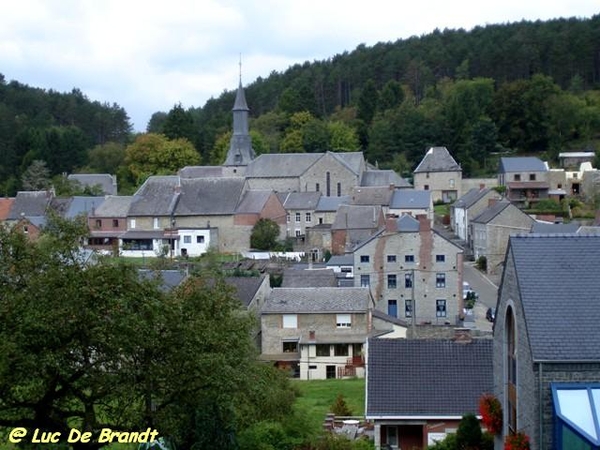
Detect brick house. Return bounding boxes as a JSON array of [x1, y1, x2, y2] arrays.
[[87, 196, 132, 255], [353, 214, 464, 325], [413, 147, 462, 203], [493, 235, 600, 449]]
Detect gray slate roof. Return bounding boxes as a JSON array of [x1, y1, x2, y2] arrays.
[[361, 169, 411, 187], [332, 205, 383, 230], [178, 166, 226, 178], [138, 269, 187, 292], [413, 147, 461, 173], [326, 254, 354, 266], [351, 186, 394, 206], [390, 189, 431, 209], [245, 152, 364, 178], [281, 269, 337, 288], [499, 157, 548, 173], [530, 221, 581, 234], [315, 195, 351, 212], [63, 196, 106, 219], [394, 214, 420, 232], [262, 287, 371, 313], [225, 275, 267, 308], [7, 191, 52, 219], [67, 174, 117, 195], [175, 177, 245, 216], [507, 234, 600, 361], [236, 190, 272, 214], [279, 192, 321, 210], [92, 196, 132, 217], [129, 176, 180, 216], [453, 187, 492, 209], [366, 338, 493, 417], [470, 200, 512, 224]]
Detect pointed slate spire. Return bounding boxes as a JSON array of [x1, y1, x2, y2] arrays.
[[224, 64, 255, 166]]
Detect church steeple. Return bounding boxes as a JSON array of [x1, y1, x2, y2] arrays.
[[224, 61, 255, 166]]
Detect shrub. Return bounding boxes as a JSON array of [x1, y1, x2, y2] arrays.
[[504, 431, 530, 450], [331, 394, 353, 416], [456, 413, 482, 449], [476, 255, 487, 272]]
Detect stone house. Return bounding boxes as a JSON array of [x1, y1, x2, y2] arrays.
[[367, 336, 492, 450], [279, 191, 321, 241], [413, 147, 462, 203], [493, 234, 600, 450], [331, 204, 385, 255], [451, 186, 502, 244], [6, 191, 53, 225], [260, 287, 374, 380], [353, 214, 464, 325], [470, 200, 535, 275], [350, 185, 394, 215], [360, 169, 411, 188], [498, 157, 549, 208]]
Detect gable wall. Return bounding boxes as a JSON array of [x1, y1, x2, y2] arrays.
[[300, 154, 361, 197], [413, 170, 462, 202]]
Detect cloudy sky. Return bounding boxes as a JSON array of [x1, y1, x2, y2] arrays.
[[1, 1, 598, 131]]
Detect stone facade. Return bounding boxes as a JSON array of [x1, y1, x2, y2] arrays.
[[413, 170, 461, 203], [353, 217, 464, 325], [299, 152, 364, 197]]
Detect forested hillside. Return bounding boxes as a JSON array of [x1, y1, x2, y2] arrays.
[[2, 15, 600, 196], [0, 75, 132, 195], [157, 15, 600, 177]]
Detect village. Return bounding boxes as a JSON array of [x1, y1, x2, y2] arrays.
[[2, 80, 600, 450]]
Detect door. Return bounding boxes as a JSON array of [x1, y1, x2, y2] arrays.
[[326, 365, 336, 379]]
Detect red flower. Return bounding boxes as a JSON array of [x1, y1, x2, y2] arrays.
[[504, 431, 530, 450], [479, 393, 503, 435]]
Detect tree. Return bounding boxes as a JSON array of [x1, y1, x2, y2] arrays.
[[86, 141, 125, 174], [250, 218, 281, 250], [124, 133, 200, 185], [455, 413, 482, 450], [162, 103, 197, 146], [357, 79, 378, 125], [378, 80, 404, 112], [146, 111, 168, 133], [0, 215, 297, 449], [21, 159, 51, 190], [328, 121, 360, 152]]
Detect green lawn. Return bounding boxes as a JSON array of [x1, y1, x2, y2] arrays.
[[291, 378, 365, 434]]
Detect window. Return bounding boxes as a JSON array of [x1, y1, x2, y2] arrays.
[[130, 218, 136, 229], [388, 300, 397, 317], [282, 341, 298, 353], [387, 255, 396, 263], [360, 275, 370, 287], [295, 212, 301, 222], [316, 344, 330, 356], [405, 299, 413, 318], [282, 314, 297, 328], [387, 274, 397, 289], [336, 314, 351, 328], [514, 174, 521, 181], [122, 239, 152, 251], [405, 272, 413, 288], [112, 219, 119, 227], [436, 254, 445, 263], [506, 307, 517, 433], [337, 182, 341, 197], [23, 225, 29, 234], [405, 255, 414, 263], [529, 173, 536, 181], [557, 183, 562, 189], [326, 171, 331, 196], [183, 235, 191, 244], [305, 212, 312, 222], [360, 255, 370, 263], [95, 219, 102, 228], [316, 183, 320, 192], [436, 300, 447, 317], [436, 273, 446, 288], [153, 217, 159, 229], [286, 213, 290, 223], [424, 185, 429, 190], [295, 229, 301, 237], [449, 178, 455, 188], [334, 344, 348, 356], [196, 236, 205, 244]]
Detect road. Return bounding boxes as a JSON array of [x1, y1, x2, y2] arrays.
[[462, 262, 499, 331]]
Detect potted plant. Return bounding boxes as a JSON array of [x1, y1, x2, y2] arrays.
[[479, 393, 503, 435]]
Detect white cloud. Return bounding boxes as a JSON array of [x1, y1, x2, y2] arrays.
[[0, 0, 598, 131]]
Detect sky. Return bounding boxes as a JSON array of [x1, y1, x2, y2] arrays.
[[1, 1, 598, 132]]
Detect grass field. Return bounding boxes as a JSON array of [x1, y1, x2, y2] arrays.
[[291, 377, 366, 434]]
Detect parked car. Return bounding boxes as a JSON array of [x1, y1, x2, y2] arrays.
[[486, 307, 496, 322]]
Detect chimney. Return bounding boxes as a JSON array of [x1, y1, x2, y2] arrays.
[[452, 328, 473, 344], [385, 216, 398, 232], [417, 214, 430, 232], [309, 330, 316, 341], [488, 198, 498, 207], [389, 183, 395, 191], [479, 183, 485, 190]]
